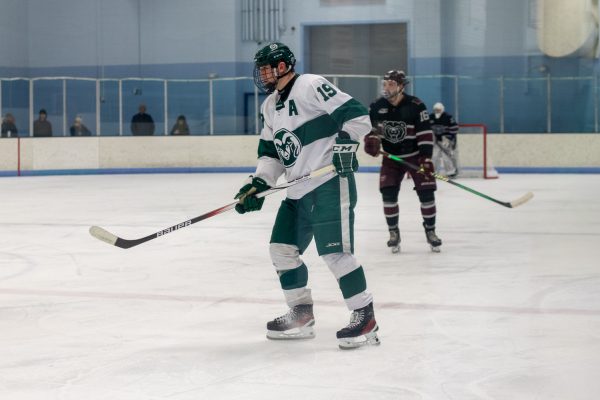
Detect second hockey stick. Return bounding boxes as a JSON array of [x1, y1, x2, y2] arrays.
[[379, 151, 533, 208], [90, 164, 336, 249]]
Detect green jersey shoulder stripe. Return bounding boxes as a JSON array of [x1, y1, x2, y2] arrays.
[[330, 98, 369, 127], [292, 114, 339, 147], [289, 99, 369, 147]]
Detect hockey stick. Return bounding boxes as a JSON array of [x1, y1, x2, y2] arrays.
[[379, 151, 533, 208], [90, 164, 336, 249]]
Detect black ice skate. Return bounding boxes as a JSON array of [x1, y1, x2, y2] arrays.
[[336, 302, 380, 350], [423, 223, 442, 252], [387, 228, 400, 254], [266, 304, 315, 340]]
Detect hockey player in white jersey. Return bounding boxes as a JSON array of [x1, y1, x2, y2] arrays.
[[233, 42, 379, 349]]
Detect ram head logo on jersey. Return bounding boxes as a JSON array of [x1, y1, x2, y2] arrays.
[[274, 128, 302, 167], [382, 121, 407, 143]]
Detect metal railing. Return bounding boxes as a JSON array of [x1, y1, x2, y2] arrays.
[[1, 74, 598, 136]]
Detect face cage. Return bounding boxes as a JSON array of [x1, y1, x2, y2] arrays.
[[253, 64, 277, 94]]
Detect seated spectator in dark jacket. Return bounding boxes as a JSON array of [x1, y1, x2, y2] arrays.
[[170, 115, 190, 135], [130, 104, 155, 136], [70, 116, 92, 136], [1, 113, 18, 138], [33, 109, 53, 137]]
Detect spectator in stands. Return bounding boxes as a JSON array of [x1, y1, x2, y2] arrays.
[[70, 116, 92, 136], [1, 113, 18, 138], [170, 115, 190, 135], [33, 109, 53, 137], [130, 103, 155, 136]]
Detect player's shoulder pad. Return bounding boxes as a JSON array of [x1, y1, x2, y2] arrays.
[[261, 92, 277, 110], [410, 95, 424, 106], [372, 97, 387, 107], [301, 73, 330, 86]]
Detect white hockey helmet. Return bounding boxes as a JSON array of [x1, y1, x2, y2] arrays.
[[433, 102, 445, 113]]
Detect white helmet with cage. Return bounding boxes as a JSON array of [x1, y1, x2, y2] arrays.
[[433, 102, 444, 118]]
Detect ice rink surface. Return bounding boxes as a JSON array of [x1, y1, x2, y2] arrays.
[[0, 172, 599, 400]]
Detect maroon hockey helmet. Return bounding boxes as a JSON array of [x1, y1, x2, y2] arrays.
[[383, 70, 410, 86]]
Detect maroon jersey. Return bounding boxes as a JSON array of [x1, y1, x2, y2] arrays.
[[369, 94, 434, 159]]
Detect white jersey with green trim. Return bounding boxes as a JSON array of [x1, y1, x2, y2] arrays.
[[255, 73, 371, 200]]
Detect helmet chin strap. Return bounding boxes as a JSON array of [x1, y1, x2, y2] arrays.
[[274, 65, 293, 88], [261, 65, 284, 93]]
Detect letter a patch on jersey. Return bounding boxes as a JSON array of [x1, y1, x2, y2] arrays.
[[274, 128, 302, 167], [288, 99, 299, 116]]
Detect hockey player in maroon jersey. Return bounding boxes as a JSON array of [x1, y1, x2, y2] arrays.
[[364, 70, 442, 253]]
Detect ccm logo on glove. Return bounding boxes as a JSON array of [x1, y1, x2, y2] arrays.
[[332, 143, 359, 152]]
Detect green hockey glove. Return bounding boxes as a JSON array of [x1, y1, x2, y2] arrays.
[[234, 176, 271, 214], [332, 131, 359, 177]]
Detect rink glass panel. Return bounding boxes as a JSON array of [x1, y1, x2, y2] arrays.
[[33, 79, 64, 135], [4, 75, 600, 135], [1, 79, 29, 136]]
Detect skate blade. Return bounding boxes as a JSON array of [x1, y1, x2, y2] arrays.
[[267, 322, 315, 340], [338, 330, 381, 350], [389, 245, 400, 254], [430, 245, 441, 253]]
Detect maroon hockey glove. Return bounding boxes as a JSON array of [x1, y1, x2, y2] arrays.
[[363, 132, 381, 157], [417, 157, 434, 179]]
